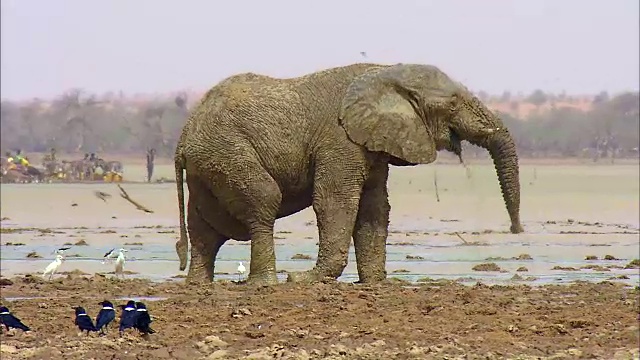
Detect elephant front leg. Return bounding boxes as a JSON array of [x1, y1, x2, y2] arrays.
[[186, 207, 227, 284], [352, 164, 390, 283], [288, 160, 364, 283]]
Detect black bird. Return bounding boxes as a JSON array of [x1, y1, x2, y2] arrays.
[[118, 300, 138, 335], [0, 306, 30, 332], [55, 246, 71, 255], [94, 190, 112, 202], [74, 306, 98, 334], [95, 300, 116, 335], [134, 302, 155, 335]]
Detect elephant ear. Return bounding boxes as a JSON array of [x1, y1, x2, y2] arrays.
[[339, 64, 459, 164]]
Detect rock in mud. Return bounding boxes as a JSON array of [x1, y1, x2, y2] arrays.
[[406, 255, 424, 260], [515, 253, 533, 260], [516, 266, 529, 272], [26, 251, 41, 258], [290, 253, 312, 260], [73, 239, 88, 246], [0, 278, 13, 286], [551, 266, 579, 271], [472, 263, 503, 272], [585, 255, 598, 260], [231, 308, 252, 318], [203, 335, 228, 347], [624, 259, 640, 269], [604, 255, 619, 260], [206, 349, 229, 359]]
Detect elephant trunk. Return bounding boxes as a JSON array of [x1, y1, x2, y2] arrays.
[[486, 132, 524, 234]]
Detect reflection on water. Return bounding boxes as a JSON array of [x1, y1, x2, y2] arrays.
[[1, 229, 638, 287]]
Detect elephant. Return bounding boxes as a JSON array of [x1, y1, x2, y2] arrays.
[[174, 63, 523, 286]]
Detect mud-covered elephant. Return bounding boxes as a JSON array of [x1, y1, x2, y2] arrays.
[[174, 63, 524, 285]]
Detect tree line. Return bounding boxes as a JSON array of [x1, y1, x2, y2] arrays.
[[1, 89, 638, 160]]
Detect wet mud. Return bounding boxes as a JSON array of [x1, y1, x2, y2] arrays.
[[0, 277, 639, 360]]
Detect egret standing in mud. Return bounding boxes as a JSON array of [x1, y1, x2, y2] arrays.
[[0, 306, 30, 332], [114, 248, 128, 279], [237, 261, 246, 282], [43, 254, 65, 281], [95, 300, 116, 335]]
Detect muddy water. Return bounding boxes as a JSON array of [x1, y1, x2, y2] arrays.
[[1, 163, 638, 286]]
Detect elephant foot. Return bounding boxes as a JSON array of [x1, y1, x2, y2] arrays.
[[185, 268, 214, 285], [510, 223, 524, 234], [286, 269, 334, 284], [355, 271, 387, 284], [246, 272, 279, 286]]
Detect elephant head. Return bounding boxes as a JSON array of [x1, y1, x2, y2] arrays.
[[339, 64, 524, 234]]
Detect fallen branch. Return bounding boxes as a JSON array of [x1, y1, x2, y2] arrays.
[[117, 184, 154, 213]]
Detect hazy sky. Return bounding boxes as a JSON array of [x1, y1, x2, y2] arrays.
[[1, 0, 638, 100]]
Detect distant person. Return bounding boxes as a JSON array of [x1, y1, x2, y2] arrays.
[[146, 148, 156, 183]]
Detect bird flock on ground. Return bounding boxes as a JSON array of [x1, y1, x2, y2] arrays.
[[41, 247, 248, 282], [42, 247, 129, 281], [1, 300, 155, 337]]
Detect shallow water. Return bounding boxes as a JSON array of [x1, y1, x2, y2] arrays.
[[1, 163, 639, 287]]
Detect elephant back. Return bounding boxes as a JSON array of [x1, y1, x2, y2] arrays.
[[196, 73, 299, 116]]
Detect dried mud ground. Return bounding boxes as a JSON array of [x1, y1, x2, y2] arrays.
[[1, 276, 639, 360]]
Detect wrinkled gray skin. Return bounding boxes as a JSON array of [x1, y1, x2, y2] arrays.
[[175, 63, 524, 285]]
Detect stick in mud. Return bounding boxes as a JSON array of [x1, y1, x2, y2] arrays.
[[454, 232, 469, 245], [117, 184, 154, 213], [433, 168, 441, 202]]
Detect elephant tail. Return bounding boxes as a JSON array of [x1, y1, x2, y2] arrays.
[[175, 148, 189, 271]]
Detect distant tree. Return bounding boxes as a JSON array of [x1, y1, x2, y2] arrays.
[[526, 89, 548, 106], [592, 91, 610, 105], [473, 90, 488, 102], [500, 91, 512, 102]]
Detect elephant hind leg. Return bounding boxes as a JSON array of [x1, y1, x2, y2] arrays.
[[352, 163, 390, 283], [186, 204, 228, 284], [206, 160, 282, 286]]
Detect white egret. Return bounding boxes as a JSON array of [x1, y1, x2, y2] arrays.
[[114, 249, 128, 279], [43, 254, 65, 281], [237, 261, 246, 282]]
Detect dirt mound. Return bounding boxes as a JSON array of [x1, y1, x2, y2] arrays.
[[0, 277, 638, 359]]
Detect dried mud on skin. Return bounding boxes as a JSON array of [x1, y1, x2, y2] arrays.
[[0, 276, 639, 360]]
